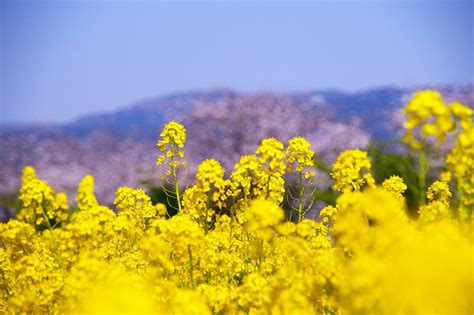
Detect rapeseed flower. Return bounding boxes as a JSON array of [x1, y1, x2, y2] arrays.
[[2, 109, 473, 314]]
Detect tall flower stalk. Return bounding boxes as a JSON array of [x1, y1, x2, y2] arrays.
[[156, 121, 187, 213], [286, 136, 317, 222]]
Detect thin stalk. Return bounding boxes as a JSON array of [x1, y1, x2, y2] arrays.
[[0, 267, 11, 296], [169, 143, 182, 212], [418, 148, 428, 205], [204, 194, 210, 235], [39, 201, 64, 269], [229, 201, 235, 240], [298, 171, 304, 222], [456, 178, 472, 225], [453, 135, 471, 223], [187, 245, 195, 288], [171, 164, 182, 212]]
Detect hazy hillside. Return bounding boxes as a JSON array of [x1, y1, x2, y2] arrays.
[[4, 85, 472, 143], [60, 89, 235, 141], [1, 85, 472, 210]]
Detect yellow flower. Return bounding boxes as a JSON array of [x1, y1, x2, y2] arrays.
[[156, 121, 187, 212], [426, 180, 452, 205], [114, 186, 157, 229], [76, 175, 99, 210], [156, 155, 165, 165], [230, 155, 260, 198], [196, 159, 225, 192], [402, 90, 454, 145], [253, 138, 286, 204], [157, 120, 186, 149], [458, 127, 474, 148], [382, 175, 407, 201], [244, 199, 284, 240], [286, 136, 315, 172], [156, 120, 186, 169], [18, 166, 69, 228], [3, 106, 474, 315], [331, 149, 373, 193], [449, 101, 473, 129]]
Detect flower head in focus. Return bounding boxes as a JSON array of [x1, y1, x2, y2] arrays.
[[156, 121, 186, 166], [331, 149, 374, 193]]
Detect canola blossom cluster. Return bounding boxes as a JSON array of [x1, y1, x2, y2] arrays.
[[1, 91, 474, 314], [402, 90, 474, 214]]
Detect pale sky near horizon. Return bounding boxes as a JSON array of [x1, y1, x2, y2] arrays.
[[0, 0, 472, 123]]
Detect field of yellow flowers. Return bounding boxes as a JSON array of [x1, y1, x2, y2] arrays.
[[1, 90, 473, 314]]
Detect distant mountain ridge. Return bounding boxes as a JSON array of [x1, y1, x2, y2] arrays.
[[1, 85, 472, 142]]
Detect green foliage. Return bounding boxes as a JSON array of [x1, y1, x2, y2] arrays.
[[0, 194, 20, 222], [368, 140, 436, 214], [147, 185, 179, 217]]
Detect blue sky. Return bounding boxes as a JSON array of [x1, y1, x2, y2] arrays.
[[1, 0, 472, 123]]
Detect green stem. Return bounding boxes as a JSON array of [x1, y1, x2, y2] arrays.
[[187, 245, 195, 288], [457, 178, 473, 224], [0, 267, 11, 296], [418, 148, 428, 205], [298, 171, 304, 222], [171, 164, 182, 212], [453, 135, 472, 223], [456, 178, 465, 219], [39, 202, 64, 269], [204, 194, 210, 234], [169, 144, 182, 213], [229, 202, 235, 240]]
